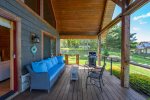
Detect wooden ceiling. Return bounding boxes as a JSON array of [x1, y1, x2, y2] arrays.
[[52, 0, 112, 37]]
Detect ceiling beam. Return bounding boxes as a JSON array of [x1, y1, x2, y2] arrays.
[[99, 0, 149, 35], [111, 0, 122, 7], [124, 0, 149, 15], [60, 35, 97, 39], [98, 0, 107, 34], [50, 0, 57, 29]]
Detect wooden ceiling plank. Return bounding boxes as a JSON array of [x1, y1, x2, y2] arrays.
[[53, 0, 106, 36]]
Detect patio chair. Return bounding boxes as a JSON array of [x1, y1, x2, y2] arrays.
[[86, 63, 106, 91], [84, 61, 96, 72]]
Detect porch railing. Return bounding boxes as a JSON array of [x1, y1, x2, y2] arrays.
[[65, 54, 79, 65]]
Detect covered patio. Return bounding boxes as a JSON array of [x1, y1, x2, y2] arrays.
[[0, 0, 149, 99], [13, 65, 146, 100]]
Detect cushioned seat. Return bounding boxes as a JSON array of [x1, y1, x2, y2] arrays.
[[26, 56, 65, 92], [48, 63, 65, 81]]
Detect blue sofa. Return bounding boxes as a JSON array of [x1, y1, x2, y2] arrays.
[[26, 56, 65, 92]]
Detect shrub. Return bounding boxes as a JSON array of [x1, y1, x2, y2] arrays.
[[112, 67, 120, 79], [130, 74, 150, 96], [103, 49, 109, 57], [106, 67, 150, 96]]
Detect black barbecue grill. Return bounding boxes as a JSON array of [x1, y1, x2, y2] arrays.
[[88, 52, 97, 67]]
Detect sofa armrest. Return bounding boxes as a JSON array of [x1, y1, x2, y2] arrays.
[[30, 72, 50, 90], [30, 72, 50, 85], [31, 72, 50, 81]]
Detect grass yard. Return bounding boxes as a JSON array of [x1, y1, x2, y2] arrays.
[[68, 56, 150, 77], [108, 51, 150, 65]]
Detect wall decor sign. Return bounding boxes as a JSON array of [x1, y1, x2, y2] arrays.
[[31, 45, 37, 55]]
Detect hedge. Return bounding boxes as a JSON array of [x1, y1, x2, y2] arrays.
[[130, 74, 150, 96], [106, 68, 150, 96]]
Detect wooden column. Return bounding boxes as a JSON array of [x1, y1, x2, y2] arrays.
[[40, 0, 44, 18], [65, 54, 68, 65], [76, 54, 79, 65], [121, 0, 130, 88], [21, 0, 24, 3], [97, 35, 101, 66]]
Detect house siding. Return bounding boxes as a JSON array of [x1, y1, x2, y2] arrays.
[[147, 48, 150, 54], [43, 35, 51, 59], [0, 0, 59, 74]]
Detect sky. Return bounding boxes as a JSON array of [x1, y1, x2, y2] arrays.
[[113, 2, 150, 42]]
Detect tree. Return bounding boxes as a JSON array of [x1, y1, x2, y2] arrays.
[[130, 33, 138, 50], [105, 25, 121, 50], [103, 25, 137, 51]]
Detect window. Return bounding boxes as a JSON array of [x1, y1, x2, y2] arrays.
[[24, 0, 40, 15]]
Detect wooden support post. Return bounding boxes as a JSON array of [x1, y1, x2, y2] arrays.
[[121, 0, 130, 88], [97, 35, 101, 66], [21, 0, 25, 3], [40, 0, 44, 18], [76, 54, 79, 65], [65, 54, 68, 65]]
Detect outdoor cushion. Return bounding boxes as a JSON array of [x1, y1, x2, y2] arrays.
[[56, 56, 64, 64], [32, 62, 48, 72], [54, 57, 58, 64], [43, 58, 53, 70], [52, 57, 58, 65], [48, 65, 60, 81], [28, 57, 65, 92]]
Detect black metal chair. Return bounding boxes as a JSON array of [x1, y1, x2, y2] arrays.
[[84, 61, 97, 72], [86, 63, 106, 91]]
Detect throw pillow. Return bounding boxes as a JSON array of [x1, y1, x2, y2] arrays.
[[43, 58, 53, 70], [51, 57, 56, 65], [56, 56, 64, 64], [32, 62, 48, 72], [54, 57, 58, 64]]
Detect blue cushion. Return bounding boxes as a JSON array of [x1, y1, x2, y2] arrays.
[[56, 56, 64, 64], [48, 65, 60, 80], [48, 64, 65, 81], [32, 62, 48, 72], [51, 57, 56, 65], [54, 57, 58, 64], [42, 58, 53, 70]]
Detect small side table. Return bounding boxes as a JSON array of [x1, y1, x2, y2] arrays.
[[70, 65, 79, 81]]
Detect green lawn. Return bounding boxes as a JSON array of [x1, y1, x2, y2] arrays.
[[108, 51, 150, 65], [61, 48, 150, 65], [68, 56, 150, 77]]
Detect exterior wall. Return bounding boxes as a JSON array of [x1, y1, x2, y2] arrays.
[[147, 48, 150, 54], [143, 49, 147, 54], [43, 35, 51, 58], [0, 0, 59, 74]]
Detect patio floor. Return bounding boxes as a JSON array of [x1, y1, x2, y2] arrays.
[[13, 65, 146, 100]]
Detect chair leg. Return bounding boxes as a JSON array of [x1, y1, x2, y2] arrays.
[[99, 80, 102, 92], [86, 77, 89, 89], [48, 89, 50, 93], [90, 78, 92, 83], [102, 78, 104, 86]]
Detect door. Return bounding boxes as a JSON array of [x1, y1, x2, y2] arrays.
[[0, 16, 18, 97]]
